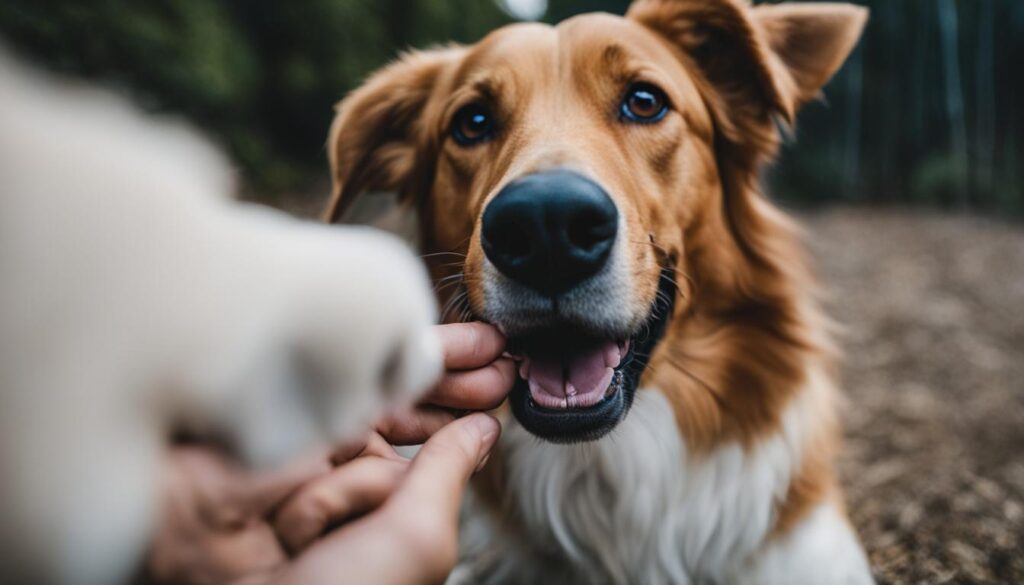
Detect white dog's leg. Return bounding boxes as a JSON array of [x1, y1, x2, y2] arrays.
[[181, 212, 445, 467], [0, 50, 441, 584]]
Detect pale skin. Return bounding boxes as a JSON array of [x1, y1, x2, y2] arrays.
[[142, 323, 516, 585]]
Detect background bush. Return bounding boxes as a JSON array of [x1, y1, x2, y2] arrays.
[[1, 0, 1020, 214]]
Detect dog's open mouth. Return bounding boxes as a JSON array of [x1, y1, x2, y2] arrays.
[[504, 269, 677, 443], [516, 337, 630, 410]]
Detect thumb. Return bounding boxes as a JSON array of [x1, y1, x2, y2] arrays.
[[273, 416, 500, 585], [387, 413, 500, 518]]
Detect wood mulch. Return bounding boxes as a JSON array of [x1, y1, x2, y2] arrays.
[[805, 208, 1024, 585]]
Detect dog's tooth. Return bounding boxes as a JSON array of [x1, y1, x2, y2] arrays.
[[504, 351, 525, 362], [528, 378, 545, 402], [605, 370, 623, 397], [564, 382, 576, 408], [518, 358, 530, 380], [605, 343, 621, 368]]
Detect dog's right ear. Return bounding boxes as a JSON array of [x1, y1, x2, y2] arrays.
[[323, 47, 464, 224]]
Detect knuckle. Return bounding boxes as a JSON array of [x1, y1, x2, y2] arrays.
[[297, 486, 337, 524]]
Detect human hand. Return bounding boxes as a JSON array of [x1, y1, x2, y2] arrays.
[[143, 322, 511, 585], [143, 414, 498, 585], [274, 413, 500, 585], [142, 446, 329, 585], [373, 322, 515, 445]]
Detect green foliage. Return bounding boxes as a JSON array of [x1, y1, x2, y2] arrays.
[[1, 0, 1020, 215], [0, 0, 508, 195], [910, 153, 971, 206]]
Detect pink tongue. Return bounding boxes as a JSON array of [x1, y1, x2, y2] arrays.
[[523, 341, 623, 409]]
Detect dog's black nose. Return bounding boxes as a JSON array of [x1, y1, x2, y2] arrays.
[[482, 170, 618, 296]]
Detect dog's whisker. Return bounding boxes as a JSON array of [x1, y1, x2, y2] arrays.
[[433, 273, 465, 287], [433, 272, 464, 284], [420, 251, 467, 260], [439, 289, 461, 313], [440, 289, 470, 324], [434, 279, 467, 297], [458, 303, 474, 323], [435, 282, 467, 298]]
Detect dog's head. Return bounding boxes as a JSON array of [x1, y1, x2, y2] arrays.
[[326, 0, 866, 442]]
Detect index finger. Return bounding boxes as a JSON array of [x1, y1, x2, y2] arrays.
[[437, 322, 506, 370]]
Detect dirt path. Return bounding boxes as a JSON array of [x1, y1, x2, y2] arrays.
[[804, 208, 1024, 584]]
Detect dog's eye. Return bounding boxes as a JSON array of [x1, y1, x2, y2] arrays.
[[451, 103, 495, 146], [621, 83, 669, 123]]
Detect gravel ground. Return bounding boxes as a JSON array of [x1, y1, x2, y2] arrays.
[[804, 208, 1024, 585]]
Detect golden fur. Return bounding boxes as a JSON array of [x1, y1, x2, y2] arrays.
[[327, 0, 866, 559]]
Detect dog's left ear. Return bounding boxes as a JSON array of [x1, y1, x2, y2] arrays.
[[627, 0, 867, 127], [324, 47, 464, 224]]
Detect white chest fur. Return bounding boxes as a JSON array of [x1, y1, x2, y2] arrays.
[[455, 370, 873, 584]]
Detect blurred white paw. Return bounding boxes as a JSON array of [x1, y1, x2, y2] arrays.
[[227, 225, 443, 467]]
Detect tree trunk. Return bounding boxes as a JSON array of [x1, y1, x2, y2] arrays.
[[843, 40, 864, 200], [937, 0, 970, 207], [974, 0, 995, 207]]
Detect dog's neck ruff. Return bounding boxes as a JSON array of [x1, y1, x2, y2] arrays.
[[456, 368, 835, 584]]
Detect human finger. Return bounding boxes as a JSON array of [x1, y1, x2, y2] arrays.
[[423, 357, 515, 410], [386, 413, 500, 521], [436, 322, 506, 370], [374, 406, 457, 446], [277, 414, 501, 585], [273, 456, 408, 554]]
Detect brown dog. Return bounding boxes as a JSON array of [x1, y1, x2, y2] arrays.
[[326, 1, 871, 582]]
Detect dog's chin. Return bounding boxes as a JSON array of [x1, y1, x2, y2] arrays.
[[504, 269, 676, 443]]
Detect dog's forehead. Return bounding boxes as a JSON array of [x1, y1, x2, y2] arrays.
[[462, 14, 684, 81], [453, 13, 705, 119], [465, 22, 555, 72]]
